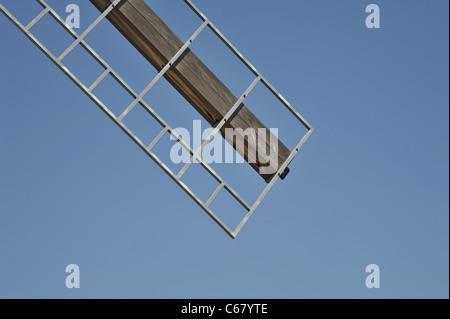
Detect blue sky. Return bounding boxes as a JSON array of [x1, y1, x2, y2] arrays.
[[0, 0, 448, 299]]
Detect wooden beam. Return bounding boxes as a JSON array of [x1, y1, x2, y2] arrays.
[[90, 0, 291, 182]]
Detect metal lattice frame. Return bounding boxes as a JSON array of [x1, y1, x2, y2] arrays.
[[0, 0, 314, 238]]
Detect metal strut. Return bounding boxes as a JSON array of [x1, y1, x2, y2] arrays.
[[0, 0, 314, 238]]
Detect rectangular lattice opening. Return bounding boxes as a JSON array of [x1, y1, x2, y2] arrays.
[[121, 104, 164, 147], [91, 73, 134, 117], [181, 163, 220, 204], [150, 130, 188, 176], [28, 10, 74, 57], [209, 187, 249, 232], [62, 44, 105, 88]]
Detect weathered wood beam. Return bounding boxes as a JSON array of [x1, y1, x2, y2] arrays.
[[90, 0, 291, 181]]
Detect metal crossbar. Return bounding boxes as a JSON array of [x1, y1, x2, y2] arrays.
[[0, 0, 314, 239]]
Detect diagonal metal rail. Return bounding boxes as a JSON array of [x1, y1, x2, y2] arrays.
[[0, 0, 314, 238]]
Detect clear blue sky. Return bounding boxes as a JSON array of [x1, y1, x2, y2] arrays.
[[0, 0, 448, 299]]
